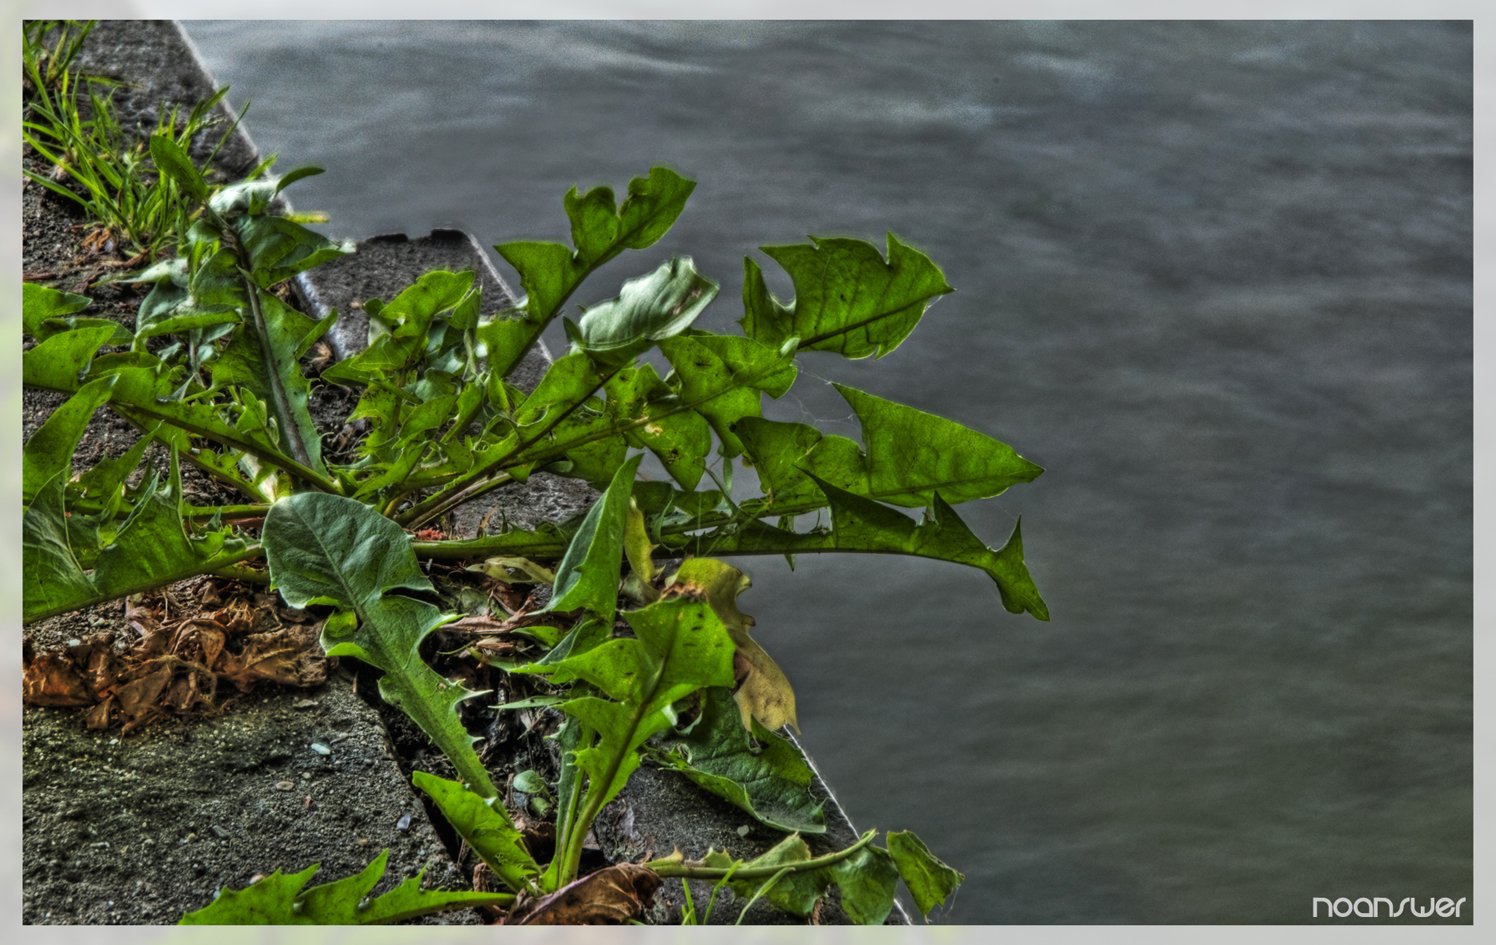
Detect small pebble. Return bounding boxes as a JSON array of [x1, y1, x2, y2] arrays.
[[736, 825, 751, 837], [301, 771, 312, 780], [294, 699, 319, 710], [396, 812, 412, 832], [274, 780, 294, 791], [211, 825, 231, 839], [310, 742, 331, 756]]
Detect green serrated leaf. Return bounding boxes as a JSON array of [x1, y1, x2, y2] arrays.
[[713, 833, 899, 925], [491, 166, 695, 378], [568, 256, 719, 367], [741, 232, 952, 359], [886, 830, 963, 919], [513, 351, 606, 429], [735, 417, 827, 508], [236, 214, 352, 286], [23, 324, 120, 389], [23, 282, 101, 340], [658, 333, 797, 457], [599, 364, 713, 491], [23, 282, 92, 327], [685, 482, 1047, 620], [829, 845, 901, 925], [24, 441, 244, 624], [262, 493, 498, 796], [210, 289, 327, 472], [658, 688, 824, 833], [523, 596, 737, 817], [807, 384, 1043, 507], [412, 771, 540, 892], [323, 269, 476, 386], [178, 849, 508, 925]]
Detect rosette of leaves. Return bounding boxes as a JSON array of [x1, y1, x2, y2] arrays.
[[25, 159, 1046, 924]]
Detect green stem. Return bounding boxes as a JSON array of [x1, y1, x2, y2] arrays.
[[106, 399, 340, 494], [648, 829, 879, 881], [209, 562, 269, 584], [185, 503, 270, 520], [556, 699, 652, 888], [545, 732, 589, 893], [398, 366, 616, 529], [736, 866, 793, 924]]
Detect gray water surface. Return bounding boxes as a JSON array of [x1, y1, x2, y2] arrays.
[[188, 20, 1472, 923]]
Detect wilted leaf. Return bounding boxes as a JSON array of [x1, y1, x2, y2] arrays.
[[665, 557, 796, 733], [621, 499, 660, 605], [462, 554, 553, 591], [22, 650, 95, 707], [22, 596, 326, 730]]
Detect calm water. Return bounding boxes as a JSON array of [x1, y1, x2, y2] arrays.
[[189, 21, 1472, 923]]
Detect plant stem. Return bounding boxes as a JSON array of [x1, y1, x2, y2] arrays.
[[736, 866, 793, 924], [398, 366, 617, 529], [110, 400, 340, 494], [647, 829, 879, 881], [185, 503, 270, 520], [210, 562, 268, 584]]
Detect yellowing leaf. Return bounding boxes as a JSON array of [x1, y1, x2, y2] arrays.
[[666, 558, 797, 733]]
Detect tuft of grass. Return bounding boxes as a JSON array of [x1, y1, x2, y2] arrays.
[[22, 19, 250, 260], [22, 20, 98, 101]]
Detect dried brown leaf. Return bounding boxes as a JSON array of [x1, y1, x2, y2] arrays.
[[115, 664, 173, 720], [505, 863, 661, 925], [22, 652, 95, 707]]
